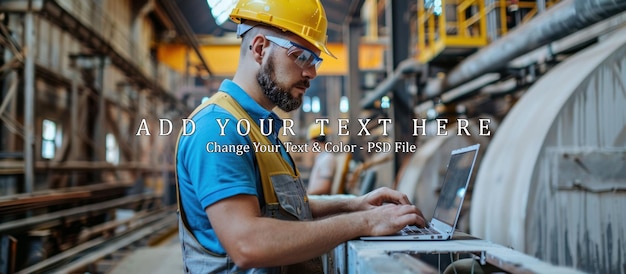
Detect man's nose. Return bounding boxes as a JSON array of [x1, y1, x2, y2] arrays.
[[302, 65, 317, 80]]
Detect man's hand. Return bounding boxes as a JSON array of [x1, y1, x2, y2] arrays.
[[352, 187, 426, 229], [355, 187, 412, 210], [361, 204, 427, 235]]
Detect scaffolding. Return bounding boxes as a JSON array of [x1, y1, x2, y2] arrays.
[[416, 0, 559, 63]]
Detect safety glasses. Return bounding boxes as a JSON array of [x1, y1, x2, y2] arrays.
[[265, 35, 323, 70]]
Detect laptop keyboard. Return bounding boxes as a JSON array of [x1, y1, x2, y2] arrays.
[[400, 225, 441, 236]]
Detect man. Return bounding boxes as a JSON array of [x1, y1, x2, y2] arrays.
[[175, 0, 426, 273], [306, 122, 337, 195]]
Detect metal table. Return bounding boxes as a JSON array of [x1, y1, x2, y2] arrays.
[[325, 233, 585, 274]]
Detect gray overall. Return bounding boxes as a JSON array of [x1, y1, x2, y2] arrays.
[[176, 92, 324, 273]]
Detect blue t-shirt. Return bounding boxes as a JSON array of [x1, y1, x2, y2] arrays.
[[176, 79, 293, 254]]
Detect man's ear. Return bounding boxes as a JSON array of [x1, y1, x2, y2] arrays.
[[250, 35, 269, 65]]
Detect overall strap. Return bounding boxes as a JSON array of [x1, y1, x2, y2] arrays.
[[208, 92, 300, 206], [175, 91, 300, 227]]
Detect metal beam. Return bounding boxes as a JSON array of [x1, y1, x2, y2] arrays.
[[95, 56, 107, 162], [24, 10, 35, 193], [156, 0, 212, 76], [345, 0, 367, 24], [156, 42, 387, 76], [0, 193, 157, 234], [345, 19, 363, 161], [42, 213, 177, 274], [390, 0, 414, 174]]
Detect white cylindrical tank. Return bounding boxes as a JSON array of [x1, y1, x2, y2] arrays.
[[471, 27, 626, 273]]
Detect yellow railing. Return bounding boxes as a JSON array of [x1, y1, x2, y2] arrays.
[[417, 0, 560, 63], [417, 0, 488, 63], [494, 0, 560, 32]]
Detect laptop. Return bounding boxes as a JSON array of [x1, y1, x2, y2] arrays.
[[361, 144, 480, 241]]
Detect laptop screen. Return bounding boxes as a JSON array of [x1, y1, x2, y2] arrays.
[[432, 148, 477, 226]]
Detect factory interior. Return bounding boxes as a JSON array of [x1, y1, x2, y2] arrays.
[[0, 0, 625, 273]]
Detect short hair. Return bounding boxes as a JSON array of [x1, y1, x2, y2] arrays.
[[239, 23, 289, 56]]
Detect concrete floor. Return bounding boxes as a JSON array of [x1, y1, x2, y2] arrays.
[[109, 235, 183, 274]]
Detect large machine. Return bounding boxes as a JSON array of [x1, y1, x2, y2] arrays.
[[382, 1, 626, 273]]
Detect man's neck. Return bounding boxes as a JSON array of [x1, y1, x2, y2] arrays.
[[232, 71, 275, 111]]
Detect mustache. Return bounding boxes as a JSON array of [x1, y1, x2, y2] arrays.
[[295, 80, 310, 88]]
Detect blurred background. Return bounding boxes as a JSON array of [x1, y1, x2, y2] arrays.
[[0, 0, 624, 273]]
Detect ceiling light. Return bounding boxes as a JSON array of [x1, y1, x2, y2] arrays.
[[206, 0, 238, 26]]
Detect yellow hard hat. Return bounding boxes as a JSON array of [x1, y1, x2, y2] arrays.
[[307, 122, 330, 141], [229, 0, 336, 58]]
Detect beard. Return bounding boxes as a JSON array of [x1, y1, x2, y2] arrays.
[[257, 54, 309, 112]]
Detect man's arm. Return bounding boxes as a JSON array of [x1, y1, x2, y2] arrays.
[[309, 187, 416, 218], [207, 193, 424, 269], [306, 177, 332, 195], [306, 152, 336, 195], [308, 196, 356, 218]]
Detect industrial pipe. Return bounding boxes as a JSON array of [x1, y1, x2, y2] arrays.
[[440, 0, 626, 93], [360, 58, 424, 109]]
